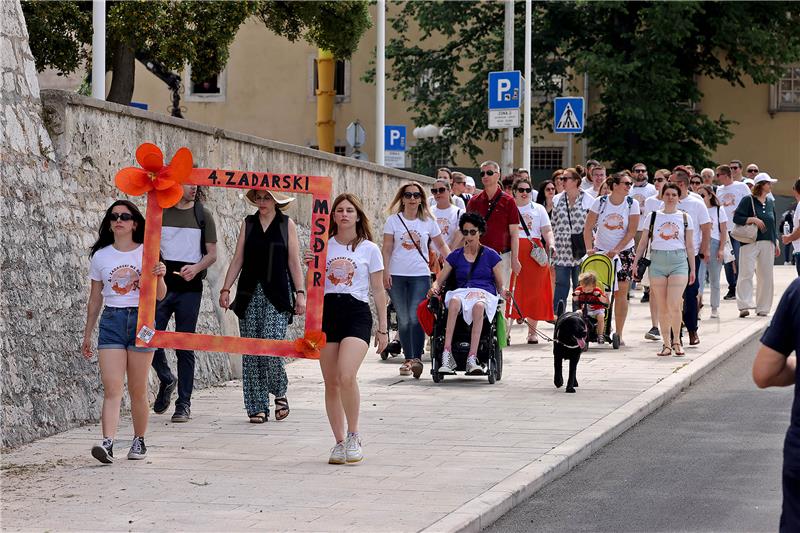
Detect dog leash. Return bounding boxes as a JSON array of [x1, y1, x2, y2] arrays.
[[506, 293, 582, 349]]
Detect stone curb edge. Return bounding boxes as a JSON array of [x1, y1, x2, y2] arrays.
[[420, 318, 770, 533]]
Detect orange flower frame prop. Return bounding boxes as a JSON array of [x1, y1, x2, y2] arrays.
[[126, 147, 331, 360]]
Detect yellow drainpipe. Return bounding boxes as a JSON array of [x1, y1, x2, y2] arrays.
[[316, 49, 335, 153]]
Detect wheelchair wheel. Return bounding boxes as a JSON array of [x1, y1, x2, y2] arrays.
[[612, 333, 620, 350], [495, 349, 503, 381], [432, 371, 443, 383], [487, 367, 496, 384]]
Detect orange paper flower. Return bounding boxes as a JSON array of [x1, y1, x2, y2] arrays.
[[294, 331, 327, 357], [115, 143, 193, 208]]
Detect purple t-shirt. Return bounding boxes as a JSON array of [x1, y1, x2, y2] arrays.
[[445, 246, 502, 295]]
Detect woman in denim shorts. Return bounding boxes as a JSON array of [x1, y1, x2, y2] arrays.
[[81, 200, 167, 464], [633, 184, 696, 357]]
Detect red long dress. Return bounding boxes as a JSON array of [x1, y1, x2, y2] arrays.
[[506, 237, 554, 321]]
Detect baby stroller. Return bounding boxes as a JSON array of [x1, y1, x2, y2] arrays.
[[427, 276, 504, 384], [379, 299, 402, 360], [577, 253, 621, 350]]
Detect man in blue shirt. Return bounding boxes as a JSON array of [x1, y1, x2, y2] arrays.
[[753, 278, 800, 531]]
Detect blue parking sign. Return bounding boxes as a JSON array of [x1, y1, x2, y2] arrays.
[[488, 71, 522, 110], [385, 125, 406, 151], [553, 97, 584, 133]]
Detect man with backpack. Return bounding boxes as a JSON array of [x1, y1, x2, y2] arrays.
[[152, 184, 217, 422]]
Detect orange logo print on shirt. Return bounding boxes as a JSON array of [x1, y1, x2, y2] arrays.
[[603, 213, 625, 231], [327, 258, 356, 286], [633, 194, 645, 207], [109, 266, 140, 295], [721, 193, 736, 207], [401, 230, 423, 251], [437, 217, 451, 237], [523, 213, 535, 231], [657, 222, 681, 241]]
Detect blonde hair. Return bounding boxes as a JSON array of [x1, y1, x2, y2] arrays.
[[387, 181, 433, 220], [578, 271, 598, 288]]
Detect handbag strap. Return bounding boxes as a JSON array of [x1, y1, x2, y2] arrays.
[[644, 211, 657, 259], [396, 214, 428, 264], [484, 193, 501, 223], [518, 206, 542, 250]]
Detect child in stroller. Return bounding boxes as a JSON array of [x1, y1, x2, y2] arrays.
[[573, 272, 609, 343]]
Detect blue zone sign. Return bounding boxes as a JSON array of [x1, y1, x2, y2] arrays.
[[385, 125, 406, 151], [488, 71, 522, 110], [553, 97, 585, 134]]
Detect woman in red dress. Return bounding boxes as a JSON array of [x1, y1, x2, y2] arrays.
[[506, 176, 555, 343]]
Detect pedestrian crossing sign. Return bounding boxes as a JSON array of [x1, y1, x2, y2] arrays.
[[553, 97, 585, 133]]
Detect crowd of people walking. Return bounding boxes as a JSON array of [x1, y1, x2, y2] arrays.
[[82, 157, 795, 466]]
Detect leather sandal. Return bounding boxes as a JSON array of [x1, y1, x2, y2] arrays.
[[672, 343, 685, 356], [274, 397, 290, 421], [657, 345, 672, 357], [249, 412, 267, 424]]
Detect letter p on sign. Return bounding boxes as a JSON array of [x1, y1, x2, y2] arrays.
[[498, 79, 511, 101]]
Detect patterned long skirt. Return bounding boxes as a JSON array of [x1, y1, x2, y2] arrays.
[[239, 284, 290, 417]]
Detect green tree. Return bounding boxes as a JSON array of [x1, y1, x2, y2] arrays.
[[378, 1, 800, 171], [22, 0, 371, 105]]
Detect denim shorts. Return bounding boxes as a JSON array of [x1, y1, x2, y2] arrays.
[[649, 249, 689, 278], [97, 306, 155, 352]]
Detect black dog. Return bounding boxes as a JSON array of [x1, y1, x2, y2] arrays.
[[553, 306, 588, 393]]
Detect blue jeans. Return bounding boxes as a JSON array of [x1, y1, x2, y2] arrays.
[[697, 239, 723, 310], [724, 235, 742, 293], [389, 275, 430, 360], [683, 255, 701, 333], [152, 291, 202, 408], [554, 265, 581, 315]]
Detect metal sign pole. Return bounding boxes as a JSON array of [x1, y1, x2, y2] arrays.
[[501, 0, 514, 176]]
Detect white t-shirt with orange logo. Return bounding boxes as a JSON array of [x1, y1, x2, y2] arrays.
[[517, 202, 551, 239], [650, 211, 696, 252], [324, 237, 384, 303], [383, 213, 442, 276], [589, 196, 641, 252], [432, 205, 462, 246], [717, 181, 751, 226], [89, 244, 144, 307]]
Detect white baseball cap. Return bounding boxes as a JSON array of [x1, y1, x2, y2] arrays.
[[464, 176, 476, 187], [753, 172, 777, 185], [743, 178, 755, 186]]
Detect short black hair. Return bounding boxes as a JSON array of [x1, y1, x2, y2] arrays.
[[459, 212, 486, 233]]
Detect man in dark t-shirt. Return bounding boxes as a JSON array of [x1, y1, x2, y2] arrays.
[[754, 278, 800, 531]]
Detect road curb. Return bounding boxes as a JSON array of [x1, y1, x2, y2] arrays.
[[421, 319, 770, 533]]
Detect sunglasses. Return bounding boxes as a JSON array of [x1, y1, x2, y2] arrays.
[[747, 169, 758, 173], [480, 170, 497, 177], [403, 191, 422, 199], [430, 187, 448, 194], [109, 212, 134, 221], [690, 180, 702, 185], [545, 187, 555, 192], [515, 187, 532, 193], [730, 165, 740, 169], [460, 229, 479, 236], [633, 169, 647, 173], [453, 180, 465, 184], [557, 177, 567, 181], [617, 181, 633, 187], [654, 178, 666, 183]]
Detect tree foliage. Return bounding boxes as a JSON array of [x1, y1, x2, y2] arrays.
[[22, 0, 371, 104], [380, 1, 800, 170]]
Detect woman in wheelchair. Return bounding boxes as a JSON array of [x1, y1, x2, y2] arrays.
[[429, 212, 510, 374]]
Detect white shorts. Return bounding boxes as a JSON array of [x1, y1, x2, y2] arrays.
[[587, 308, 605, 317], [444, 288, 500, 325]]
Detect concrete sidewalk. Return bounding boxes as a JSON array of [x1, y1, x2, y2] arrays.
[[3, 267, 795, 532]]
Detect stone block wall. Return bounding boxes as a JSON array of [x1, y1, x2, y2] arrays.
[[1, 0, 430, 448]]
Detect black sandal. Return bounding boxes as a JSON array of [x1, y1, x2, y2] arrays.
[[274, 397, 290, 421], [249, 412, 267, 424]]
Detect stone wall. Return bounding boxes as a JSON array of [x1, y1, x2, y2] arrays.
[[1, 0, 430, 448]]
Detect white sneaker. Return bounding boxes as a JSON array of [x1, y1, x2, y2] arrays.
[[710, 309, 719, 319], [345, 433, 363, 464], [465, 355, 482, 375], [439, 350, 456, 373], [328, 441, 346, 465]]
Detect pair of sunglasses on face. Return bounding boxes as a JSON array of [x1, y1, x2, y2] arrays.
[[460, 229, 480, 236], [480, 170, 497, 177], [430, 187, 449, 194], [515, 187, 532, 193], [109, 213, 134, 221], [403, 191, 422, 199]]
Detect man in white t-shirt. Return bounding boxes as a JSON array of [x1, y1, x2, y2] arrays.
[[580, 159, 600, 191], [672, 167, 711, 346], [583, 165, 606, 198], [629, 163, 657, 209], [716, 164, 751, 299], [729, 159, 744, 182]]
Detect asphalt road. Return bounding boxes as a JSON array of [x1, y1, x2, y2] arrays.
[[487, 337, 792, 533]]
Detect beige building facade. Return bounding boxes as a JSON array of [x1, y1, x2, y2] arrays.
[[39, 6, 800, 194]]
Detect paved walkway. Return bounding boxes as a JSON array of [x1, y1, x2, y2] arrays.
[[3, 267, 795, 532]]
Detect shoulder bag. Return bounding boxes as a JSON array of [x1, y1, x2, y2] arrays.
[[564, 194, 586, 260], [519, 209, 548, 266], [731, 196, 758, 244]]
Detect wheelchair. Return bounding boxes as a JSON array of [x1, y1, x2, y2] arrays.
[[427, 285, 504, 384]]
